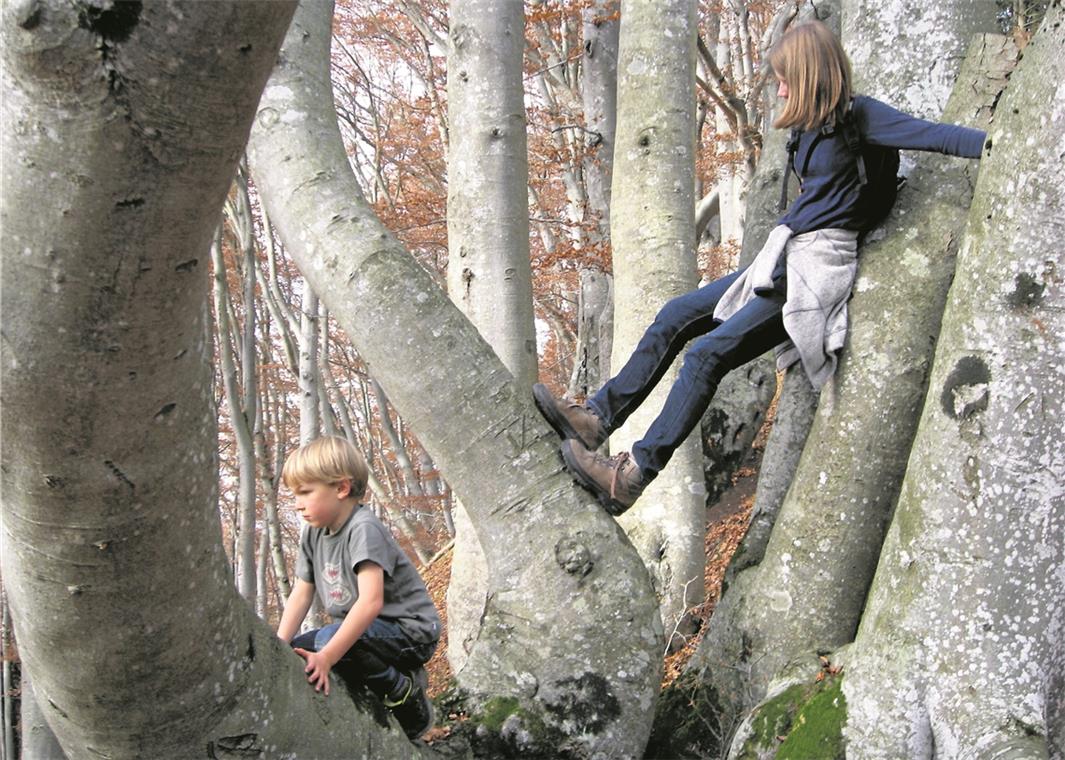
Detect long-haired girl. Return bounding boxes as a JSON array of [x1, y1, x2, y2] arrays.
[[534, 20, 986, 515]]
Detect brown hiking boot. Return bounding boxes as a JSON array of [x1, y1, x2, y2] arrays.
[[532, 383, 608, 450], [560, 439, 649, 516]]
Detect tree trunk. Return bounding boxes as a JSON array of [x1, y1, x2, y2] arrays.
[[298, 289, 320, 444], [695, 23, 1011, 722], [845, 10, 1065, 755], [1, 3, 429, 756], [20, 678, 66, 760], [443, 0, 538, 680], [210, 232, 258, 605], [248, 2, 663, 755], [568, 0, 620, 398], [444, 0, 536, 386], [713, 11, 744, 249], [610, 0, 704, 638]]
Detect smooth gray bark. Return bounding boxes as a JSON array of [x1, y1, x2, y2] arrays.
[[444, 0, 536, 386], [568, 0, 619, 398], [609, 0, 705, 638], [247, 2, 663, 755], [210, 228, 258, 605], [19, 678, 66, 760], [695, 28, 1012, 719], [298, 289, 320, 444], [443, 0, 535, 678], [845, 10, 1065, 756], [1, 2, 428, 757]]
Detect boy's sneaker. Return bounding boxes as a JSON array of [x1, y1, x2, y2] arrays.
[[386, 668, 433, 740], [532, 383, 608, 450]]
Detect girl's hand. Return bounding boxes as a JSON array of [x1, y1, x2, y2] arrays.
[[293, 647, 334, 695]]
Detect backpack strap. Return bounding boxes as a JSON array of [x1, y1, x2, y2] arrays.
[[839, 99, 868, 186], [778, 128, 802, 212]]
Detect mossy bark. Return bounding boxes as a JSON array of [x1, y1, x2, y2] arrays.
[[844, 9, 1065, 756]]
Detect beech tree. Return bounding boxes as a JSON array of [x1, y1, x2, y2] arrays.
[[607, 0, 706, 638], [248, 1, 663, 756], [0, 2, 427, 757], [443, 0, 537, 675], [843, 7, 1065, 753]]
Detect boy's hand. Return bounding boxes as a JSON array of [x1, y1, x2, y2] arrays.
[[293, 647, 336, 695]]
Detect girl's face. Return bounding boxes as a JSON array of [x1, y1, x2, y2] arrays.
[[776, 76, 790, 100]]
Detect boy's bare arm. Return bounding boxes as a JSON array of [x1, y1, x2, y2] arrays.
[[295, 562, 385, 695], [276, 578, 316, 643]]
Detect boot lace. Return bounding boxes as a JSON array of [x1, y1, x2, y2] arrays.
[[606, 451, 634, 500]]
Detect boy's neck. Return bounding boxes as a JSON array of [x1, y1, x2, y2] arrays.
[[325, 498, 360, 534]]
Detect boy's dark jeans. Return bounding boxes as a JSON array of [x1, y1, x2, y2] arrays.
[[587, 266, 787, 477], [291, 618, 437, 701]]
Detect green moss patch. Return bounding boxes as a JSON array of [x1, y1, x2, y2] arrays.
[[477, 696, 522, 732], [737, 674, 847, 760]]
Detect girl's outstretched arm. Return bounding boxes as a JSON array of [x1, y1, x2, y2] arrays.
[[856, 95, 986, 157]]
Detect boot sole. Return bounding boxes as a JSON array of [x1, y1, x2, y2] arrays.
[[560, 440, 628, 516]]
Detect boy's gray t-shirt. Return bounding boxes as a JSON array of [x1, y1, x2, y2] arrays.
[[295, 505, 440, 644]]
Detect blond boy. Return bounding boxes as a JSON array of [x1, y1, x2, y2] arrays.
[[277, 436, 440, 740]]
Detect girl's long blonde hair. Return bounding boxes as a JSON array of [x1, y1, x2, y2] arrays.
[[769, 21, 853, 131]]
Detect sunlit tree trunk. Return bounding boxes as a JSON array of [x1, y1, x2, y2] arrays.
[[713, 10, 744, 249], [298, 289, 320, 444], [248, 1, 663, 753], [569, 0, 620, 398], [845, 11, 1064, 755], [443, 0, 539, 677], [214, 172, 260, 604], [610, 0, 704, 636], [256, 383, 291, 600]]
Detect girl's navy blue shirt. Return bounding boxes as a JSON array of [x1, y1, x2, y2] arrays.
[[779, 94, 986, 234]]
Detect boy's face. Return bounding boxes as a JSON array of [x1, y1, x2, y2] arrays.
[[293, 480, 352, 532]]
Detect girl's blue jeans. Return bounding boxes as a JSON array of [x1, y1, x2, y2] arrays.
[[291, 618, 437, 700], [587, 266, 787, 478]]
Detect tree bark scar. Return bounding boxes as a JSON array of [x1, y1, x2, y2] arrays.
[[940, 356, 991, 420], [15, 0, 42, 30], [206, 733, 263, 759], [75, 1, 142, 44], [103, 460, 135, 490]]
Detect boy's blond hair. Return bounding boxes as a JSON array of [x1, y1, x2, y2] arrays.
[[769, 20, 853, 132], [282, 436, 368, 500]]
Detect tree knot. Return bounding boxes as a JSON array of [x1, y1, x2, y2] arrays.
[[555, 535, 594, 577]]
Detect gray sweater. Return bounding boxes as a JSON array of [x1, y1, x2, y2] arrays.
[[714, 225, 859, 388]]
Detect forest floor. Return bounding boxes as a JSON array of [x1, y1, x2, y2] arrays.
[[418, 442, 764, 699]]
